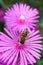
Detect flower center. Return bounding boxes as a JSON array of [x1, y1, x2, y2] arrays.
[[20, 15, 25, 20], [18, 15, 25, 24]]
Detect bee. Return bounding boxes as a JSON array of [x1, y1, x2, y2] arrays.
[[20, 29, 28, 44]]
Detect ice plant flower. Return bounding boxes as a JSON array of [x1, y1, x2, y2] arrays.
[[0, 28, 42, 65], [4, 3, 39, 32], [0, 8, 5, 22]]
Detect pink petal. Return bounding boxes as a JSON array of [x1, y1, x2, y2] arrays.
[[26, 49, 41, 59], [29, 30, 39, 38], [4, 49, 14, 63], [20, 51, 25, 65], [4, 28, 14, 39], [0, 49, 12, 60], [7, 50, 17, 65], [24, 49, 36, 63], [21, 50, 27, 65], [12, 52, 18, 65], [23, 50, 33, 64], [0, 47, 11, 52]]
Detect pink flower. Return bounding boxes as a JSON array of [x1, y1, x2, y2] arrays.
[[0, 8, 5, 22], [4, 3, 39, 32], [0, 28, 42, 65]]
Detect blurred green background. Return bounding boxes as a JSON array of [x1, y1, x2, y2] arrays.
[[0, 0, 43, 65]]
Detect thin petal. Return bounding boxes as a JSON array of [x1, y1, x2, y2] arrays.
[[23, 50, 33, 64], [7, 50, 16, 65], [12, 52, 18, 65], [22, 51, 28, 65], [20, 51, 24, 65], [4, 49, 14, 63], [24, 49, 36, 63], [4, 28, 14, 39], [0, 49, 12, 60], [0, 47, 11, 52]]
